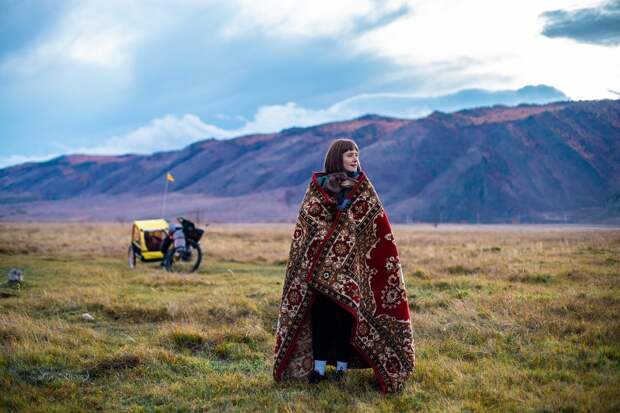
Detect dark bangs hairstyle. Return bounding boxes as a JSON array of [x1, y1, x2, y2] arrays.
[[323, 138, 361, 174]]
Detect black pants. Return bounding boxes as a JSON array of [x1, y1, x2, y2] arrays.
[[311, 291, 353, 362]]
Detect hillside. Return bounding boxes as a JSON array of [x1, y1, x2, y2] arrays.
[[1, 99, 619, 223]]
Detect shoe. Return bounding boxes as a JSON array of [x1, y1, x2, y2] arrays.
[[333, 369, 346, 382], [308, 370, 326, 384]]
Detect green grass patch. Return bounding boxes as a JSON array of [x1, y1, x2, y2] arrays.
[[444, 264, 481, 275], [509, 272, 554, 284]]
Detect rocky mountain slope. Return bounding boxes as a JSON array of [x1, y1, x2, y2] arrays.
[[1, 99, 619, 223]]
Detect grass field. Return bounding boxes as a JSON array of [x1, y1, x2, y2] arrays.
[[0, 222, 619, 412]]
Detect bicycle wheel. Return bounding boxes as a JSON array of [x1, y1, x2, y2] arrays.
[[165, 239, 202, 273]]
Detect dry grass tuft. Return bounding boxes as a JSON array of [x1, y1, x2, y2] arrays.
[[86, 354, 143, 378]]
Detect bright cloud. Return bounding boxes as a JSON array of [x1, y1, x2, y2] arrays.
[[223, 0, 409, 38], [0, 1, 175, 77], [0, 154, 63, 169], [354, 0, 619, 99], [76, 114, 231, 155]]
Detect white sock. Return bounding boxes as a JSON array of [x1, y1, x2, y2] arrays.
[[336, 361, 348, 372], [314, 360, 326, 375]]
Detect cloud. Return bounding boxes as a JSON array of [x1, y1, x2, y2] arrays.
[[0, 112, 228, 167], [0, 84, 568, 169], [1, 0, 415, 167], [70, 114, 232, 155], [232, 84, 567, 134], [0, 1, 222, 78], [57, 106, 345, 158], [111, 84, 567, 154], [354, 0, 620, 100], [541, 0, 620, 46], [0, 0, 68, 60], [331, 84, 568, 117], [222, 0, 409, 38], [0, 153, 63, 169], [350, 3, 411, 35], [2, 0, 408, 78], [0, 2, 146, 77]]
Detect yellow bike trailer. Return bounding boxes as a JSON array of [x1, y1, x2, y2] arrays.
[[128, 219, 169, 268]]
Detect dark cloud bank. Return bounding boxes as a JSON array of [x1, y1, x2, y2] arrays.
[[541, 0, 620, 46]]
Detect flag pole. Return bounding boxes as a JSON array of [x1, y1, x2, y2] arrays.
[[161, 175, 169, 218]]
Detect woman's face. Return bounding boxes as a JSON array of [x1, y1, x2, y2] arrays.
[[342, 149, 359, 173]]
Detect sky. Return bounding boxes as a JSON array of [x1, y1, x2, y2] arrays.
[[1, 0, 619, 168]]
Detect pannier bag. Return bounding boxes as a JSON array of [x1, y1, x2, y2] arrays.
[[172, 226, 186, 249]]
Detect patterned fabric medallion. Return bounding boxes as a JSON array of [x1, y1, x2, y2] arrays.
[[272, 171, 416, 393]]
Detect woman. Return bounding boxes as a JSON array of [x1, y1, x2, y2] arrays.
[[272, 138, 416, 394]]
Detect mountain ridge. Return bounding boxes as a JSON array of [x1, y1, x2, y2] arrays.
[[1, 98, 619, 223]]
